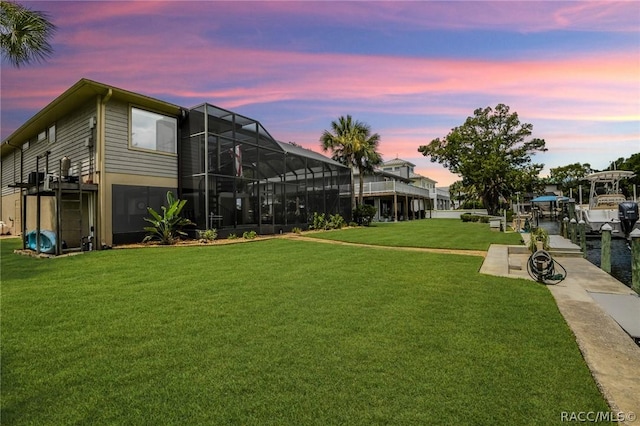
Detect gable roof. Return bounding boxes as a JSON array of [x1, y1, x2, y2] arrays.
[[382, 157, 416, 168], [1, 78, 182, 156]]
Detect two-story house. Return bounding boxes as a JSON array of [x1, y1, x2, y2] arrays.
[[1, 79, 351, 253]]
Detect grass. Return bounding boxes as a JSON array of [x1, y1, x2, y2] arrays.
[[1, 227, 608, 424], [309, 219, 523, 251]]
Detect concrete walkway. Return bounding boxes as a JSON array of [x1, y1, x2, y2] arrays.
[[480, 237, 640, 420]]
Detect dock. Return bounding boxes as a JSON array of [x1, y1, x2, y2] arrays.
[[480, 234, 640, 418]]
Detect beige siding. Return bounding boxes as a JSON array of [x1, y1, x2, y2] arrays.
[[1, 100, 98, 235], [1, 148, 21, 197], [0, 192, 21, 235], [16, 101, 97, 183], [104, 100, 178, 178]]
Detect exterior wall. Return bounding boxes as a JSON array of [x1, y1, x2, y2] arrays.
[[1, 100, 96, 179], [0, 100, 97, 236], [104, 100, 178, 178], [1, 192, 21, 235], [99, 100, 179, 246], [1, 148, 21, 234], [102, 172, 178, 246]]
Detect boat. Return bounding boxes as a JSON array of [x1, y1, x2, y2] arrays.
[[25, 229, 57, 254], [575, 170, 637, 237]]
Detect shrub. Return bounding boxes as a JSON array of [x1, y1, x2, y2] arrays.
[[197, 229, 217, 242], [310, 212, 347, 230], [243, 230, 257, 240], [310, 212, 327, 230], [353, 204, 377, 226], [143, 191, 193, 245], [528, 227, 550, 252], [460, 213, 490, 223], [227, 233, 238, 240], [292, 227, 302, 234], [348, 222, 358, 227], [328, 214, 346, 229]]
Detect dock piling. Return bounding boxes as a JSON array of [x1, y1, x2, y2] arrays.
[[578, 220, 586, 258], [570, 218, 577, 244], [562, 216, 569, 239], [601, 223, 612, 274], [631, 228, 640, 293]]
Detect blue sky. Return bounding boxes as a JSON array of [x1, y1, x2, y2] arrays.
[[2, 1, 639, 186]]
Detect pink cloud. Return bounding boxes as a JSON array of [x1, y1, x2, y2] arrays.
[[4, 1, 637, 184], [203, 1, 640, 33], [4, 40, 637, 122]]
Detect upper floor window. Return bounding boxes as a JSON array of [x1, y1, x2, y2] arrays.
[[48, 124, 56, 143], [131, 107, 177, 154]]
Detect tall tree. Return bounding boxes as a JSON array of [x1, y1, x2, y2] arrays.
[[0, 0, 56, 68], [320, 115, 382, 210], [549, 162, 592, 196], [353, 123, 383, 206], [418, 104, 546, 215], [611, 153, 640, 197]]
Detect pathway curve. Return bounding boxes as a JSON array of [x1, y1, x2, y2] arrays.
[[281, 234, 487, 257]]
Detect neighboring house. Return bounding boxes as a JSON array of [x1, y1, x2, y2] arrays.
[[352, 157, 450, 222], [0, 79, 351, 252]]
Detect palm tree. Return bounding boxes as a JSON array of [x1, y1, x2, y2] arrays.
[[353, 124, 382, 206], [1, 1, 56, 68], [320, 115, 382, 210]]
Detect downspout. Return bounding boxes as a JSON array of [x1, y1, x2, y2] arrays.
[[96, 89, 112, 248], [5, 141, 24, 237]]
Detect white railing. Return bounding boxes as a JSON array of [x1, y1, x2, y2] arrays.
[[354, 181, 432, 198], [433, 187, 449, 198]]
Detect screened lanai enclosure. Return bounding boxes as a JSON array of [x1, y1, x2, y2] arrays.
[[179, 104, 351, 236]]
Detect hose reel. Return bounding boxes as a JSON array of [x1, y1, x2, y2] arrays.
[[527, 250, 567, 284]]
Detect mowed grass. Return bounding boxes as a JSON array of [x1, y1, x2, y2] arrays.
[[309, 219, 523, 251], [1, 232, 608, 425]]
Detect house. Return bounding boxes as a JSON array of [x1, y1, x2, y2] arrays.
[[352, 158, 450, 222], [0, 79, 351, 252]]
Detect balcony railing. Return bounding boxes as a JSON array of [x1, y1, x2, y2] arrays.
[[353, 181, 433, 198]]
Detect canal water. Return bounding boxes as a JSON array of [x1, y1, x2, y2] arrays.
[[536, 219, 632, 288]]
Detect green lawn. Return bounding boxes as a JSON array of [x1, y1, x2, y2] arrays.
[[309, 219, 523, 251], [1, 230, 608, 425]]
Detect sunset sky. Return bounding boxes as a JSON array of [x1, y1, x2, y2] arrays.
[[2, 1, 638, 186]]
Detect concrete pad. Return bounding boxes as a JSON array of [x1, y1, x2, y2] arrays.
[[589, 292, 640, 339]]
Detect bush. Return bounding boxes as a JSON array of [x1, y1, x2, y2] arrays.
[[243, 230, 257, 240], [460, 213, 490, 223], [461, 200, 484, 209], [505, 210, 514, 222], [328, 214, 346, 229], [143, 191, 193, 245], [309, 212, 347, 230], [292, 227, 302, 234], [528, 227, 550, 252], [197, 229, 217, 242], [310, 212, 327, 230], [227, 233, 238, 240], [353, 204, 377, 226]]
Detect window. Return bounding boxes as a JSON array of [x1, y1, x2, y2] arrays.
[[48, 124, 56, 143], [131, 107, 177, 154], [38, 130, 47, 142]]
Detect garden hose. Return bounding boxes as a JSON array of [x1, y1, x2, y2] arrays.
[[527, 250, 567, 285]]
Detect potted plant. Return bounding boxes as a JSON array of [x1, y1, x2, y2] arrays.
[[528, 227, 550, 252]]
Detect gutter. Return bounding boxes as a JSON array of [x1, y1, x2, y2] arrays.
[[96, 88, 112, 248]]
